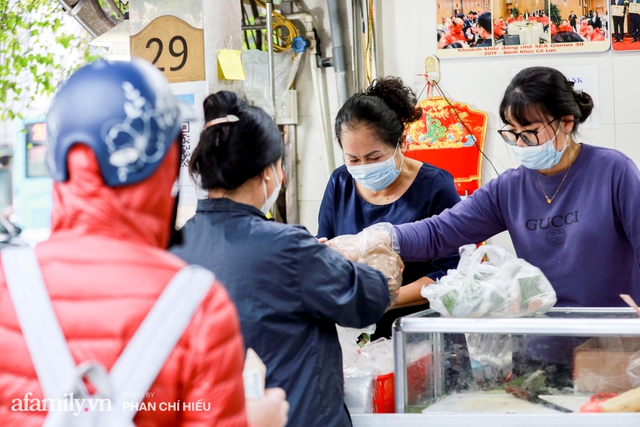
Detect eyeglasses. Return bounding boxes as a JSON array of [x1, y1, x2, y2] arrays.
[[498, 119, 557, 147]]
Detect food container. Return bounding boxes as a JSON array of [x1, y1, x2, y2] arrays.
[[392, 307, 640, 414]]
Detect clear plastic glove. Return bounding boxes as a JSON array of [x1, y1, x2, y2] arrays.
[[326, 222, 398, 261], [246, 387, 290, 427], [357, 243, 404, 309]]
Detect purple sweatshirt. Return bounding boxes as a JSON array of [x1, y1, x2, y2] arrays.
[[395, 144, 640, 307]]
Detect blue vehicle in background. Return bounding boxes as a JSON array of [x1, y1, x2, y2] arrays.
[[12, 115, 52, 241]]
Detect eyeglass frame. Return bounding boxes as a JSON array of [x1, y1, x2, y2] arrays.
[[497, 118, 558, 147]]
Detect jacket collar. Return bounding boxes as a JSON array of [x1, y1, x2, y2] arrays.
[[197, 197, 267, 218]]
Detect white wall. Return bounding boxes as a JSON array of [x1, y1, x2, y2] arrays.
[[291, 0, 354, 234], [293, 0, 640, 251]]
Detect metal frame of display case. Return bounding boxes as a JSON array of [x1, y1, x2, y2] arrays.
[[351, 412, 640, 426], [392, 307, 640, 417]]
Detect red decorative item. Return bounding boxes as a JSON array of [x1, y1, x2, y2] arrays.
[[404, 91, 488, 197]]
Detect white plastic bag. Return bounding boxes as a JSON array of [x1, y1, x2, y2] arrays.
[[242, 49, 302, 117], [421, 244, 557, 318], [344, 367, 377, 414], [337, 326, 395, 414]]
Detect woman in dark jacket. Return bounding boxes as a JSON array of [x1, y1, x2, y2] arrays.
[[170, 91, 395, 427]]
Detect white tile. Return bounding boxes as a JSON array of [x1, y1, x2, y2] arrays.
[[611, 55, 640, 124], [615, 124, 640, 167], [577, 124, 616, 150]]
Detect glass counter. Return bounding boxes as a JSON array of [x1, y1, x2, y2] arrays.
[[392, 308, 640, 415]]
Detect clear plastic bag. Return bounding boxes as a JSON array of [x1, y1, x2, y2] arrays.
[[421, 244, 557, 318], [326, 223, 395, 261], [626, 349, 640, 388], [337, 326, 395, 413], [242, 49, 302, 117], [328, 225, 403, 308], [466, 333, 514, 388]]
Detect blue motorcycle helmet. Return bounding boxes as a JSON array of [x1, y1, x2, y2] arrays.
[[46, 58, 189, 187]]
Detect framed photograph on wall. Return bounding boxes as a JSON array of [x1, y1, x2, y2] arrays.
[[436, 0, 611, 57], [611, 2, 640, 51]]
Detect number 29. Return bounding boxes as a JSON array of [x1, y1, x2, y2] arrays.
[[146, 36, 188, 72]]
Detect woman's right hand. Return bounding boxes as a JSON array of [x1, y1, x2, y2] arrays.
[[246, 387, 290, 427], [326, 222, 395, 261]]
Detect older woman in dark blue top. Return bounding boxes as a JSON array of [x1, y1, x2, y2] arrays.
[[171, 91, 392, 427], [317, 77, 461, 339]]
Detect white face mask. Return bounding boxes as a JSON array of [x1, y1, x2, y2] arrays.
[[261, 164, 282, 215]]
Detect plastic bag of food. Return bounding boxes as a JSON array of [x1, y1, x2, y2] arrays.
[[358, 244, 403, 308], [326, 223, 397, 261], [329, 230, 404, 309], [421, 244, 556, 317]]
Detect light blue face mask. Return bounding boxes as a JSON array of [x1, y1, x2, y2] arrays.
[[510, 126, 566, 170], [346, 144, 404, 191]]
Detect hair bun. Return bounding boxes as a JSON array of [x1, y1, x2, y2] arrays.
[[364, 77, 422, 124], [572, 90, 594, 125]]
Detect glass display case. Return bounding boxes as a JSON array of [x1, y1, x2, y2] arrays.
[[392, 307, 640, 416]]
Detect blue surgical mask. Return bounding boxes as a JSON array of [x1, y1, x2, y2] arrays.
[[347, 144, 404, 191], [510, 126, 566, 170]]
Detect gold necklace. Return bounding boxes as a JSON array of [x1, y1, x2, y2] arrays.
[[537, 162, 572, 204]]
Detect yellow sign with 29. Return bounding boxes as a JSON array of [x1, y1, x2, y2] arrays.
[[130, 15, 205, 83]]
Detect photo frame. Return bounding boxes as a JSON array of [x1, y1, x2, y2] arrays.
[[436, 0, 610, 57], [611, 3, 640, 51]]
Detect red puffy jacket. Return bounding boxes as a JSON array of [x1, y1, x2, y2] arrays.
[[0, 144, 248, 427]]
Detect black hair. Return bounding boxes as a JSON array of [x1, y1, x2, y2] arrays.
[[444, 42, 465, 49], [334, 76, 422, 149], [478, 11, 492, 33], [552, 31, 584, 43], [499, 67, 594, 133], [189, 91, 284, 190]]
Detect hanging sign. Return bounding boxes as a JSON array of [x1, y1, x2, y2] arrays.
[[435, 0, 610, 58], [131, 15, 205, 83], [404, 93, 488, 196]]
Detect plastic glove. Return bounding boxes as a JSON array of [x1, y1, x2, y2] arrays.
[[327, 222, 398, 261], [357, 243, 404, 309], [246, 387, 290, 427]]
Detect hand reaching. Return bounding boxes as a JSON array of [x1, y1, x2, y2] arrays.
[[326, 222, 395, 261], [246, 387, 290, 427]]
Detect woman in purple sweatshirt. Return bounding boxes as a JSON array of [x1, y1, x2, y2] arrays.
[[338, 66, 640, 310], [333, 65, 640, 387]]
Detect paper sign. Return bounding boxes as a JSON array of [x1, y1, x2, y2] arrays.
[[218, 49, 246, 80]]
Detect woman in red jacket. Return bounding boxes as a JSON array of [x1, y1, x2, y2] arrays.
[[0, 59, 287, 427]]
